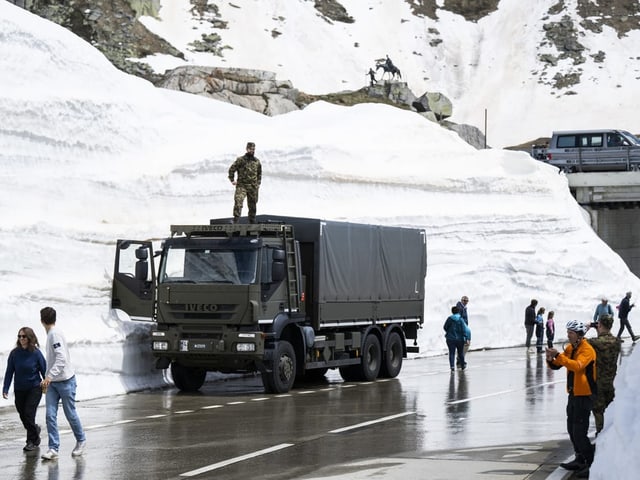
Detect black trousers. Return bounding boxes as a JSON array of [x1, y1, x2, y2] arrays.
[[566, 395, 594, 464], [617, 316, 636, 338], [525, 324, 534, 347], [14, 386, 42, 444]]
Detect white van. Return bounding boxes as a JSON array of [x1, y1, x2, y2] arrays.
[[544, 129, 640, 172]]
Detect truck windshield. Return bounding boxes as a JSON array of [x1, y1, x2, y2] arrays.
[[160, 245, 259, 285], [621, 131, 640, 145]]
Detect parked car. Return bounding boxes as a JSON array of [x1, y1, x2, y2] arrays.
[[541, 129, 640, 172]]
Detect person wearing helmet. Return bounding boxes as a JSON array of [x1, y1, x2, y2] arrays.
[[546, 320, 596, 478]]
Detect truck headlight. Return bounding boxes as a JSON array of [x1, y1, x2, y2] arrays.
[[236, 343, 256, 352], [153, 341, 169, 351]]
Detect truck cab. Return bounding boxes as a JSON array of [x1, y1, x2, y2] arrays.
[[112, 222, 303, 392]]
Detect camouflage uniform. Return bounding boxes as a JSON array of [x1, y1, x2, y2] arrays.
[[588, 331, 620, 433], [228, 146, 261, 223]]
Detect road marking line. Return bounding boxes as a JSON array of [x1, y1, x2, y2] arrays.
[[226, 401, 245, 405], [446, 380, 564, 405], [447, 389, 516, 405], [201, 405, 223, 409], [329, 411, 415, 434], [176, 409, 195, 414], [297, 390, 314, 394], [145, 414, 167, 418], [251, 397, 269, 401], [113, 419, 136, 425], [84, 424, 107, 430], [180, 443, 295, 477]]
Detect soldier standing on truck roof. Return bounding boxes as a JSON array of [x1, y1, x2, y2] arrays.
[[228, 142, 262, 224]]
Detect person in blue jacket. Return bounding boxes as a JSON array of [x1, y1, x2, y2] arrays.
[[3, 326, 46, 451], [444, 306, 470, 371]]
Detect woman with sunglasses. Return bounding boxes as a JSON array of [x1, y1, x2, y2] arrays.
[[2, 327, 46, 451]]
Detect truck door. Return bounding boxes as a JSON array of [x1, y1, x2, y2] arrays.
[[111, 240, 155, 321]]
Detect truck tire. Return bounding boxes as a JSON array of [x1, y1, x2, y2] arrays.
[[262, 340, 296, 394], [171, 362, 206, 392], [380, 331, 403, 378], [339, 334, 382, 382], [361, 334, 382, 381]]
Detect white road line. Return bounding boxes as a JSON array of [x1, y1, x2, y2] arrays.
[[176, 409, 195, 414], [251, 397, 269, 401], [226, 401, 245, 405], [201, 405, 223, 409], [180, 443, 295, 477], [329, 411, 415, 434], [446, 380, 564, 405], [84, 424, 107, 430], [145, 414, 167, 418], [113, 419, 136, 425], [447, 389, 517, 405]]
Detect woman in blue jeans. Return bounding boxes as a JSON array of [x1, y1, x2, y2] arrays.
[[443, 306, 469, 371]]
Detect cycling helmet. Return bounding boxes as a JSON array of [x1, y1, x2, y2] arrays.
[[566, 320, 587, 335]]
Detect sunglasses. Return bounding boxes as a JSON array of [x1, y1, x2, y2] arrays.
[[17, 335, 27, 339]]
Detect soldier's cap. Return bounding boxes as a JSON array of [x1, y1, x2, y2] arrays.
[[246, 142, 255, 148], [599, 314, 614, 329]]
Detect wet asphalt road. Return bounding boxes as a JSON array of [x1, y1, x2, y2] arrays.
[[0, 344, 635, 480]]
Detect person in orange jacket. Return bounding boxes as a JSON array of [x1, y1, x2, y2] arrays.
[[546, 320, 596, 479]]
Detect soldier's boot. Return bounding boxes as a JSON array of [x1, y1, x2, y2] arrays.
[[560, 455, 586, 470]]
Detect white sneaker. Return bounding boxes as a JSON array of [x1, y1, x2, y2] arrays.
[[71, 441, 86, 457], [41, 449, 59, 460]]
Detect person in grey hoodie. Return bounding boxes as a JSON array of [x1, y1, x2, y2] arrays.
[[39, 306, 86, 460]]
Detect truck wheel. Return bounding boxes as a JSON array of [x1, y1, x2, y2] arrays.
[[171, 362, 206, 392], [380, 331, 403, 378], [361, 334, 382, 381], [263, 340, 296, 394]]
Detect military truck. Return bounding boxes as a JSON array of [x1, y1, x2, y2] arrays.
[[111, 215, 426, 393]]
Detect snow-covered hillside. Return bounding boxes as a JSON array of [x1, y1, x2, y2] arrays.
[[128, 0, 640, 147], [2, 3, 639, 478]]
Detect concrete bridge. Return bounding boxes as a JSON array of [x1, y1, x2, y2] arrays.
[[568, 172, 640, 277]]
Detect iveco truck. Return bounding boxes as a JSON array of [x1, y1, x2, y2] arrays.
[[111, 215, 426, 393]]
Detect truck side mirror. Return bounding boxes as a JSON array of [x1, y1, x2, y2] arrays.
[[272, 249, 285, 282]]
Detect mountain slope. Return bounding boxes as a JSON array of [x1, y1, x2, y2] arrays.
[[23, 0, 640, 147]]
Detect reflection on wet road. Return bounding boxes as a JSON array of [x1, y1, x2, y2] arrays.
[[0, 344, 634, 479]]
